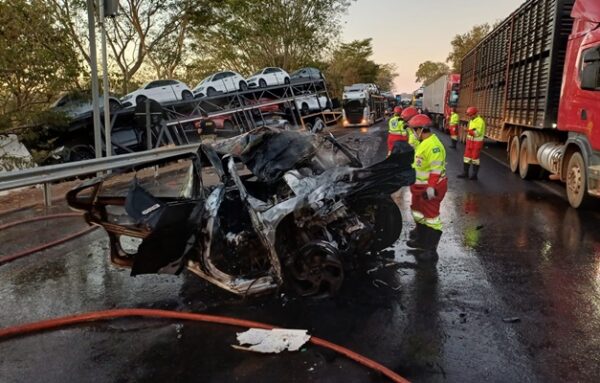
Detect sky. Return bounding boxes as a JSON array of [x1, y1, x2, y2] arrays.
[[341, 0, 525, 93]]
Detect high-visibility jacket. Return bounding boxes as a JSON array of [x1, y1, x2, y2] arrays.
[[408, 128, 419, 148], [413, 134, 446, 186], [467, 116, 486, 141], [388, 116, 407, 137], [449, 112, 459, 126]]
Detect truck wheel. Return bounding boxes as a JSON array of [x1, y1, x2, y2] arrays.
[[519, 137, 534, 179], [509, 136, 520, 173], [566, 152, 590, 208]]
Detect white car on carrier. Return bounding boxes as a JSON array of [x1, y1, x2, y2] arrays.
[[246, 67, 290, 88], [120, 80, 193, 108], [192, 71, 248, 98]]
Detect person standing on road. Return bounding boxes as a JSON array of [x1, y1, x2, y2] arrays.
[[457, 107, 486, 180], [387, 106, 408, 156], [406, 114, 447, 265], [448, 108, 460, 149], [400, 107, 420, 148]]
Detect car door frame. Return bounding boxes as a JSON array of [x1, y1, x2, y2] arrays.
[[168, 80, 182, 101]]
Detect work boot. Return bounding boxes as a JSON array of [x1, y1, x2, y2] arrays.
[[406, 224, 425, 249], [457, 163, 470, 178], [450, 139, 457, 149], [470, 165, 480, 180], [414, 226, 442, 266]]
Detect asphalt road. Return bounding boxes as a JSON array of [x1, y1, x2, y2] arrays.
[[0, 122, 599, 382]]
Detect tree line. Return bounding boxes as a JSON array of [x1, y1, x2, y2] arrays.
[[415, 23, 495, 87], [0, 0, 397, 132]]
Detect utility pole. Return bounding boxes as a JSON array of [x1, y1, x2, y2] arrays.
[[87, 0, 102, 159], [99, 0, 112, 157]]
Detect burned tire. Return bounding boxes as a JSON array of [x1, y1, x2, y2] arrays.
[[285, 240, 344, 297], [353, 197, 402, 253]]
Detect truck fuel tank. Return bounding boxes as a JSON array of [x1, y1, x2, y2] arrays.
[[537, 142, 565, 175]]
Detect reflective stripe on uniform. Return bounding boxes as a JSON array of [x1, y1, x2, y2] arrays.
[[412, 210, 425, 225], [464, 157, 481, 165], [411, 210, 442, 231]]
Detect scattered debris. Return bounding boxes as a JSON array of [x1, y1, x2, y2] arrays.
[[502, 317, 521, 323], [233, 328, 311, 354]]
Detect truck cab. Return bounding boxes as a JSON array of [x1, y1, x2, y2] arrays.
[[556, 1, 600, 206]]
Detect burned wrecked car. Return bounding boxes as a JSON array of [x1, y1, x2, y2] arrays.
[[67, 127, 415, 297]]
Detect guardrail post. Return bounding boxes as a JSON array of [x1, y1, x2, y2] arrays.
[[43, 183, 52, 207]]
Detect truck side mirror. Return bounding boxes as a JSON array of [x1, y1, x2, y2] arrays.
[[581, 62, 600, 91]]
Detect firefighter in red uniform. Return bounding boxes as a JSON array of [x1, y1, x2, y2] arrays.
[[387, 106, 407, 155], [406, 114, 447, 265], [448, 107, 460, 149], [458, 106, 486, 180]]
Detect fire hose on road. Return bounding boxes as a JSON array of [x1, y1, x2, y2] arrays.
[[0, 213, 98, 266], [0, 213, 411, 383], [0, 308, 410, 383]]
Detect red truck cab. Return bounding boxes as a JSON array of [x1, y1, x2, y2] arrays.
[[556, 0, 600, 203], [559, 2, 600, 148]]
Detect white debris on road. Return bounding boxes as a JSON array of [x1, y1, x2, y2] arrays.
[[233, 328, 311, 354]]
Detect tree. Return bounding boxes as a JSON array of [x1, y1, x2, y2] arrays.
[[0, 0, 81, 131], [326, 39, 380, 97], [190, 0, 353, 75], [48, 0, 201, 94], [415, 61, 450, 86], [375, 64, 398, 92], [447, 23, 493, 72]]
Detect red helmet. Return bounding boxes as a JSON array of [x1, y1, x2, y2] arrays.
[[401, 107, 419, 121], [393, 106, 403, 115], [408, 114, 432, 129], [466, 106, 478, 117]]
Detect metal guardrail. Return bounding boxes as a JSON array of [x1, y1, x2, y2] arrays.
[[0, 143, 200, 206]]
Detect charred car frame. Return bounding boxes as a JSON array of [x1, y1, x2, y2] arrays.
[[67, 127, 415, 297]]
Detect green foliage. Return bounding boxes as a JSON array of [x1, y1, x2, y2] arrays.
[[415, 61, 450, 86], [376, 63, 399, 92], [447, 23, 493, 72], [326, 39, 397, 97], [189, 0, 353, 75], [0, 0, 82, 132]]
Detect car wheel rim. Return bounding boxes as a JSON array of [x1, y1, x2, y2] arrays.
[[287, 241, 343, 297]]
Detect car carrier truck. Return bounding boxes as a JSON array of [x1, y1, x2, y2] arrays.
[[456, 0, 600, 208], [342, 84, 385, 127]]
